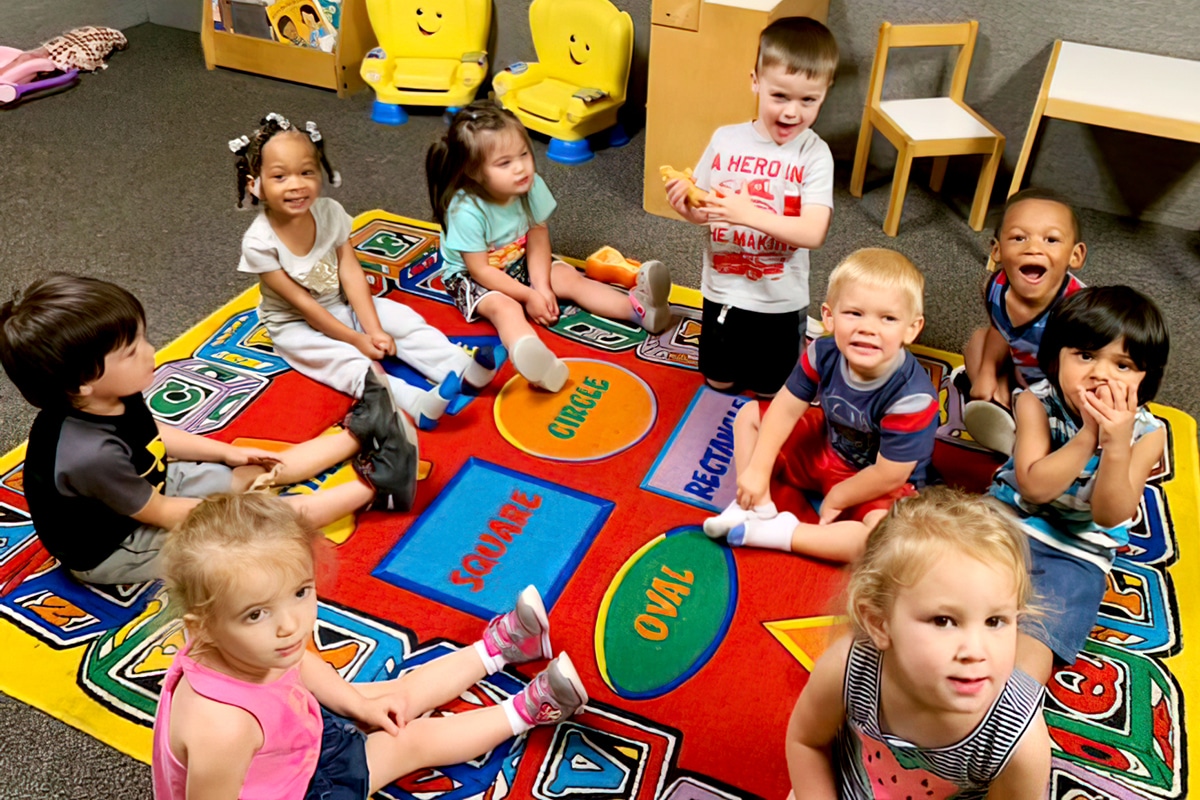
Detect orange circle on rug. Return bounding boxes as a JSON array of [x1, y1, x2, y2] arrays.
[[494, 359, 657, 462]]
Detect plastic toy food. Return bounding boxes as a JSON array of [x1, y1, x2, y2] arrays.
[[585, 245, 641, 288], [659, 166, 713, 207]]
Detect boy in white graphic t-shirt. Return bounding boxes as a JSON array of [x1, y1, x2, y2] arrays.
[[665, 17, 837, 398]]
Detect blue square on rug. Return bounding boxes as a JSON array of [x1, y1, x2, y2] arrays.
[[373, 457, 614, 619]]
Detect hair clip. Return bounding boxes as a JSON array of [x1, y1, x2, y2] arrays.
[[228, 135, 250, 154], [329, 170, 342, 188], [265, 112, 291, 130], [305, 121, 322, 143]]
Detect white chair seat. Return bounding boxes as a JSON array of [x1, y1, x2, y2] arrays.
[[879, 98, 994, 141]]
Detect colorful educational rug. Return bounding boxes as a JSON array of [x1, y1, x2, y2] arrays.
[[0, 210, 1196, 800]]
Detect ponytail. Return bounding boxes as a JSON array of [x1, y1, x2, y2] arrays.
[[425, 137, 456, 228], [424, 100, 535, 229]]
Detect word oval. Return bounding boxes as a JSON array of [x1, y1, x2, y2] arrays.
[[595, 527, 737, 698]]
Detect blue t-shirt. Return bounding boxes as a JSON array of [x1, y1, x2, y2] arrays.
[[986, 270, 1083, 385], [439, 175, 557, 283], [784, 336, 939, 485]]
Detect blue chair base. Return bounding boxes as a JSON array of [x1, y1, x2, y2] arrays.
[[371, 99, 409, 126], [547, 137, 594, 164], [607, 123, 630, 148]]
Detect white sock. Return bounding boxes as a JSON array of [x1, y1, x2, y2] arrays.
[[412, 381, 452, 424], [385, 374, 423, 418], [703, 500, 749, 537], [474, 639, 504, 675], [739, 511, 799, 551], [501, 695, 532, 735], [462, 348, 500, 390], [703, 500, 776, 537]]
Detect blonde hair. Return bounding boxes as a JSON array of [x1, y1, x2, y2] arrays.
[[161, 493, 321, 649], [756, 17, 839, 83], [846, 487, 1033, 635], [825, 247, 925, 318]]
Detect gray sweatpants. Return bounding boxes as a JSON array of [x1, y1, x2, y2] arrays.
[[266, 297, 472, 416]]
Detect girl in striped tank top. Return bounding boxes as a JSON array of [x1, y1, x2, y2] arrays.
[[784, 488, 1049, 799]]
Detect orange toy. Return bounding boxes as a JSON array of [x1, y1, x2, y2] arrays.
[[584, 245, 641, 288], [659, 165, 712, 207]]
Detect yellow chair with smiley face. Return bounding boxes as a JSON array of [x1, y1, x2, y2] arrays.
[[360, 0, 491, 125], [492, 0, 633, 163]]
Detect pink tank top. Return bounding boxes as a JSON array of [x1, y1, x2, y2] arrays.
[[152, 642, 322, 800]]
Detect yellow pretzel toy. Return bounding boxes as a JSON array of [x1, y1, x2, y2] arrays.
[[659, 166, 713, 207]]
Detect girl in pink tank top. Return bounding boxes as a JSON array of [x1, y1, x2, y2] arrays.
[[152, 493, 590, 800]]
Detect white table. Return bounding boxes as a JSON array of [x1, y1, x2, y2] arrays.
[[1008, 40, 1200, 196]]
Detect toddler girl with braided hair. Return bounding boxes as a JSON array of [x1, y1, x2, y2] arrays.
[[231, 113, 505, 444]]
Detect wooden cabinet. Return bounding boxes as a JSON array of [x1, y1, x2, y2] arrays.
[[642, 0, 829, 218], [201, 0, 376, 97]]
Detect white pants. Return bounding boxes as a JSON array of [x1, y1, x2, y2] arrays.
[[266, 297, 471, 416]]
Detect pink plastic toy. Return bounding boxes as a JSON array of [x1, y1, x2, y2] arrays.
[[0, 47, 78, 105], [0, 28, 126, 107]]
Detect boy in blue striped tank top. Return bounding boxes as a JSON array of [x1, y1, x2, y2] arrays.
[[989, 286, 1168, 687], [785, 488, 1049, 799]]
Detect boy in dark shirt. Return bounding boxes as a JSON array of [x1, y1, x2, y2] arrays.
[[0, 275, 417, 584]]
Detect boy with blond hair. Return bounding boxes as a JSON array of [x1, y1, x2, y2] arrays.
[[665, 17, 838, 398], [704, 249, 939, 562]]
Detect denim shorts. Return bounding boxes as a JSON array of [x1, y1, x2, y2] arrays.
[[1020, 536, 1108, 665], [305, 708, 370, 800]]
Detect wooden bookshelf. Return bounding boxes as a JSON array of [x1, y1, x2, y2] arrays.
[[201, 0, 376, 97]]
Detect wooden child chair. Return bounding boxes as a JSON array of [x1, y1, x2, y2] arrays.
[[850, 21, 1004, 236]]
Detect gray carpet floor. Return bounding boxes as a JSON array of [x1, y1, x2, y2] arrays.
[[0, 23, 1196, 798]]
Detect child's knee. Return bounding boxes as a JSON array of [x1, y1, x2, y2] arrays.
[[479, 292, 522, 320]]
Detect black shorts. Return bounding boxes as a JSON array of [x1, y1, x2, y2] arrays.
[[699, 299, 802, 396]]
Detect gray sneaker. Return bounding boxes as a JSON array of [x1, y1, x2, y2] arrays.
[[346, 370, 420, 511], [514, 652, 588, 726], [630, 260, 672, 334], [963, 400, 1016, 456]]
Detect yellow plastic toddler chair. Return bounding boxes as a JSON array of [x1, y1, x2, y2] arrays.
[[360, 0, 491, 125], [492, 0, 633, 164]]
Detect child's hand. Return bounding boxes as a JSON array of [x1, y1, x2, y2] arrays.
[[354, 333, 388, 360], [702, 181, 758, 227], [666, 179, 710, 223], [357, 694, 407, 736], [525, 290, 558, 327], [537, 285, 560, 324], [736, 466, 771, 510], [368, 331, 397, 357], [1081, 382, 1138, 448], [225, 447, 283, 469], [818, 485, 848, 525]]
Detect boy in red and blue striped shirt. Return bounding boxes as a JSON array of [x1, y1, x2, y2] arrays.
[[703, 248, 939, 562]]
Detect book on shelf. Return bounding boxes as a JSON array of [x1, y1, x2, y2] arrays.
[[213, 0, 341, 51]]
